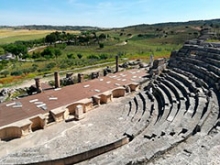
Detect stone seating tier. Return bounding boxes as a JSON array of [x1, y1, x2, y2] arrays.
[[175, 56, 220, 82]]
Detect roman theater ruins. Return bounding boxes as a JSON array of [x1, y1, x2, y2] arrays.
[[0, 42, 220, 164]]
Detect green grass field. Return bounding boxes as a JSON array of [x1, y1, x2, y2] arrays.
[[0, 24, 206, 87]]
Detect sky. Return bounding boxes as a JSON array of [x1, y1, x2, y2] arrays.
[[0, 0, 220, 28]]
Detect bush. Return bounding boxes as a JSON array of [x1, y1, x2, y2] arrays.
[[67, 53, 75, 59], [32, 52, 41, 59], [11, 70, 23, 76], [87, 54, 100, 60], [99, 54, 108, 60], [23, 67, 37, 74], [77, 53, 83, 59], [99, 43, 104, 48], [46, 62, 56, 69], [22, 54, 31, 59], [41, 47, 54, 58]]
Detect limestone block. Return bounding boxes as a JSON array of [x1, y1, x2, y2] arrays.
[[51, 107, 66, 122], [128, 83, 140, 92], [0, 126, 22, 141], [75, 105, 85, 120], [112, 87, 126, 98], [99, 91, 112, 104]]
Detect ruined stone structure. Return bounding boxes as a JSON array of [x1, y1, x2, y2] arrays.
[[148, 57, 167, 76], [0, 43, 220, 164]]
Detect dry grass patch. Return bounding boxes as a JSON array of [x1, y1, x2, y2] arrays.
[[0, 28, 80, 44]]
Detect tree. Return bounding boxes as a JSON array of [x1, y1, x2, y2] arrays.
[[41, 47, 54, 58], [99, 33, 106, 40], [3, 43, 27, 57], [45, 33, 57, 44]]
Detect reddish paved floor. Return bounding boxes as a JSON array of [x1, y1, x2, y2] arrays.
[[0, 69, 147, 127]]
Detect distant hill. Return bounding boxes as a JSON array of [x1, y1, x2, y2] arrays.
[[124, 19, 220, 29], [0, 18, 220, 31], [124, 18, 220, 29], [0, 25, 100, 31]]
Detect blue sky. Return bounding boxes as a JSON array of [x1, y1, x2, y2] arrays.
[[0, 0, 220, 27]]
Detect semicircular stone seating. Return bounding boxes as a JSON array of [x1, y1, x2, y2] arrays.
[[95, 44, 220, 164], [1, 43, 220, 165]]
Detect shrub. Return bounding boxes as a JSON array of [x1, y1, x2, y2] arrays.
[[46, 62, 56, 69], [87, 54, 100, 60], [11, 70, 23, 76], [99, 43, 104, 49], [41, 47, 54, 58], [99, 54, 108, 60], [32, 52, 41, 59], [67, 53, 75, 59], [77, 53, 83, 59]]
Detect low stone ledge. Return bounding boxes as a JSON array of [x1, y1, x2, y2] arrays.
[[92, 95, 101, 106], [29, 114, 46, 131], [99, 91, 112, 104], [128, 83, 140, 92], [0, 119, 32, 141], [112, 87, 126, 98], [50, 107, 67, 122], [75, 98, 94, 113]]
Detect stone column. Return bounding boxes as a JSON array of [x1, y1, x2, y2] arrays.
[[34, 77, 42, 93], [54, 72, 60, 88], [78, 74, 84, 83], [115, 55, 119, 73]]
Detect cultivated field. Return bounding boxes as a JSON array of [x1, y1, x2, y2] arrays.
[[0, 28, 80, 44]]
